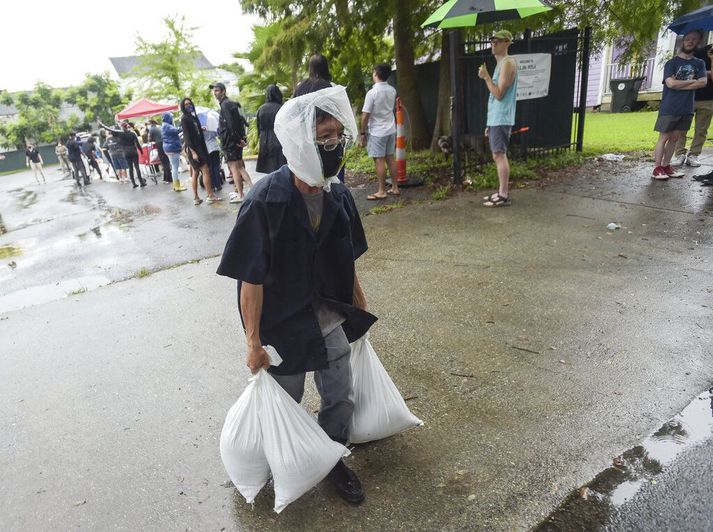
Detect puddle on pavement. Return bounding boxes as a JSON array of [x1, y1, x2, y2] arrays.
[[0, 244, 22, 259], [535, 387, 713, 531], [104, 205, 162, 227], [10, 189, 39, 209], [0, 275, 111, 314], [62, 190, 80, 204]]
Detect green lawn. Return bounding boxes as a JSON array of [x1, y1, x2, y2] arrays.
[[581, 111, 657, 153], [581, 110, 713, 154]]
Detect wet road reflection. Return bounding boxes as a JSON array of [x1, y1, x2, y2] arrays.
[[535, 387, 713, 531]]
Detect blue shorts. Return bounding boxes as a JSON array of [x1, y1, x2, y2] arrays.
[[112, 153, 128, 170], [367, 133, 396, 158], [488, 126, 512, 154]]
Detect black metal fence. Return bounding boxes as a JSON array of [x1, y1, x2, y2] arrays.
[[451, 27, 591, 182]]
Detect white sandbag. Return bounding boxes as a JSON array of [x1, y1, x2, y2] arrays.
[[219, 347, 283, 503], [257, 370, 350, 513], [349, 334, 423, 444], [219, 375, 270, 504]]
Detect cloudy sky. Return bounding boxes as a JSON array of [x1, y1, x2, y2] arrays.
[[1, 1, 263, 92]]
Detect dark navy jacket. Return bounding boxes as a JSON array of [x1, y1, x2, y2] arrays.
[[217, 165, 377, 375]]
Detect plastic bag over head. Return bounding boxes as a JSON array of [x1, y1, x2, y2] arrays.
[[274, 85, 357, 189]]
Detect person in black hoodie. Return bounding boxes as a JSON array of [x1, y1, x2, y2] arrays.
[[99, 121, 146, 187], [256, 84, 287, 174], [65, 133, 89, 186], [180, 97, 221, 205]]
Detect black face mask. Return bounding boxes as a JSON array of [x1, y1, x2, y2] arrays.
[[318, 143, 344, 178]]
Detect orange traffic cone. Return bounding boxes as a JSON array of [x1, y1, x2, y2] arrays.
[[393, 97, 423, 188]]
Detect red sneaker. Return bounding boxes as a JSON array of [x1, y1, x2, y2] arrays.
[[652, 166, 669, 180], [663, 165, 684, 178]]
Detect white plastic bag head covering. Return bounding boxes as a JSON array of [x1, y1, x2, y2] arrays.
[[274, 85, 357, 189]]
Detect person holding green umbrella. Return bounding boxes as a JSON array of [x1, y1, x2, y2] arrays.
[[478, 29, 518, 207]]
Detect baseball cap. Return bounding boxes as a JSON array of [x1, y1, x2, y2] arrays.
[[209, 82, 226, 90], [491, 30, 514, 42]]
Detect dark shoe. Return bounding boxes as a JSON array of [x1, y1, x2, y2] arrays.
[[327, 460, 365, 505], [132, 183, 139, 189], [140, 179, 147, 187]]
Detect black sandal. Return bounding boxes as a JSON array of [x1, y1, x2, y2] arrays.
[[483, 194, 511, 207]]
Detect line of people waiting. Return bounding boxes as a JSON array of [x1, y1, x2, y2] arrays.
[[49, 82, 290, 200]]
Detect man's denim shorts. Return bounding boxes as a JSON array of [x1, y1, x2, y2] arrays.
[[488, 125, 512, 154]]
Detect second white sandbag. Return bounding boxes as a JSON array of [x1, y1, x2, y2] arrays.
[[219, 375, 271, 504], [349, 333, 423, 444]]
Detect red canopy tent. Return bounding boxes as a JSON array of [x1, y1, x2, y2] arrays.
[[115, 98, 178, 120]]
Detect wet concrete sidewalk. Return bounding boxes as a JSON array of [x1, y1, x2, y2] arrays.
[[1, 158, 712, 530], [0, 162, 266, 313]]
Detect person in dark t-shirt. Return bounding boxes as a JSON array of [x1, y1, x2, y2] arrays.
[[652, 30, 707, 180], [25, 144, 46, 184]]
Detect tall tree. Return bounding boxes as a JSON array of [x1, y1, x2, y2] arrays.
[[393, 1, 432, 149], [239, 0, 438, 147], [64, 73, 132, 126], [232, 19, 310, 112], [132, 15, 212, 106], [239, 1, 394, 104], [430, 31, 451, 151], [0, 83, 72, 149]]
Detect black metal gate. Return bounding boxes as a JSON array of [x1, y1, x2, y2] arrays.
[[449, 27, 591, 183]]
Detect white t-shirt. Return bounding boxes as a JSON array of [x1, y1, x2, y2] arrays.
[[362, 82, 397, 137]]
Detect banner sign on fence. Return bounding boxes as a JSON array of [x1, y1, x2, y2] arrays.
[[516, 53, 552, 101]]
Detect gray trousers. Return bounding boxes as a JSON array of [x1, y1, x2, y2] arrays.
[[271, 326, 353, 444]]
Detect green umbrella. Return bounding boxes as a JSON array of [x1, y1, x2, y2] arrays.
[[422, 0, 553, 29]]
